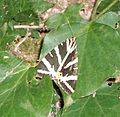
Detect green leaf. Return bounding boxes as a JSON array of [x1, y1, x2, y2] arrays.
[[46, 13, 66, 29], [40, 3, 120, 98], [97, 0, 120, 13], [0, 0, 33, 25], [40, 3, 85, 59], [13, 10, 39, 24], [73, 22, 120, 97], [40, 21, 86, 59], [46, 3, 83, 29], [0, 23, 16, 51], [0, 0, 53, 25], [62, 83, 120, 117], [31, 0, 53, 13], [0, 51, 53, 117], [96, 12, 119, 29]]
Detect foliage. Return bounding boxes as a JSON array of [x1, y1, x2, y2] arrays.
[[0, 0, 120, 117], [62, 83, 120, 117], [0, 52, 53, 117]]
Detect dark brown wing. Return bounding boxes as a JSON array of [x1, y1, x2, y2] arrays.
[[37, 37, 78, 94]]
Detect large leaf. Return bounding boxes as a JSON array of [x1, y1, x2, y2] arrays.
[[46, 3, 84, 29], [62, 83, 120, 117], [40, 3, 85, 59], [40, 21, 86, 59], [0, 51, 53, 117], [74, 22, 120, 97], [40, 3, 120, 98]]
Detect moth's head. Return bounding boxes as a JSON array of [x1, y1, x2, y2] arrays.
[[52, 72, 63, 81]]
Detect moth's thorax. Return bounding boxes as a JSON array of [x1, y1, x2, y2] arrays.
[[52, 72, 63, 81]]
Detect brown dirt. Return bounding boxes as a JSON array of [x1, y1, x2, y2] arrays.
[[41, 0, 96, 20]]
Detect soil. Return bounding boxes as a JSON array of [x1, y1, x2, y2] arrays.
[[41, 0, 96, 20]]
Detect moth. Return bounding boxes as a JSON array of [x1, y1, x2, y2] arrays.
[[36, 37, 78, 94]]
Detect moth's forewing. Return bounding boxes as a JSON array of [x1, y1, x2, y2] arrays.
[[37, 38, 78, 94]]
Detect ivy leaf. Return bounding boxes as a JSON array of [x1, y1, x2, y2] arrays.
[[0, 52, 53, 117], [62, 83, 120, 117]]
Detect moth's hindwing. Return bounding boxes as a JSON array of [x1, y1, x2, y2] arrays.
[[37, 37, 78, 94]]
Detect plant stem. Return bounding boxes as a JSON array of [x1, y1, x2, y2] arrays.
[[14, 31, 31, 52], [95, 0, 118, 20], [91, 0, 102, 20], [14, 25, 40, 29]]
